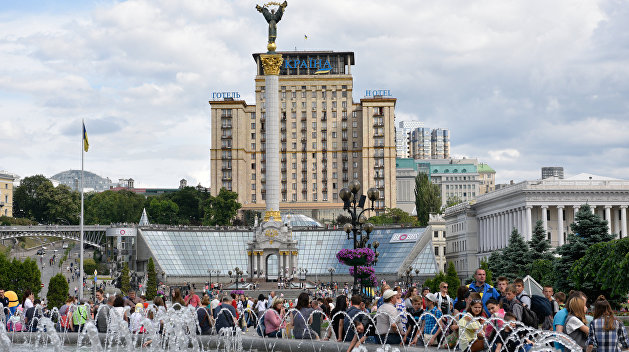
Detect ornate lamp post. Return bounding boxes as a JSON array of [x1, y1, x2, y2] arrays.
[[208, 269, 220, 288], [339, 180, 380, 295], [405, 267, 413, 288], [233, 267, 244, 290]]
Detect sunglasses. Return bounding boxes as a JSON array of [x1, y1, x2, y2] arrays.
[[441, 286, 448, 289], [471, 299, 482, 304]]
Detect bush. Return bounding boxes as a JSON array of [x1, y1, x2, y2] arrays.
[[83, 258, 97, 275], [47, 273, 69, 309]]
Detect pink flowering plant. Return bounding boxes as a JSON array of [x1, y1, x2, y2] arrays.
[[336, 248, 375, 266], [349, 266, 375, 279], [230, 290, 244, 295]]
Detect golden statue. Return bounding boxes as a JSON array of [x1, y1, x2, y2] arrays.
[[256, 1, 287, 52]]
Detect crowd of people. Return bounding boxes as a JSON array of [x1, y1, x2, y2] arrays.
[[0, 268, 628, 352]]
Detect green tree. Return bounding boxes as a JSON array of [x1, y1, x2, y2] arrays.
[[424, 271, 447, 293], [488, 250, 505, 280], [83, 258, 97, 275], [445, 196, 463, 208], [47, 274, 69, 309], [120, 263, 130, 295], [554, 204, 614, 293], [242, 210, 262, 227], [146, 258, 157, 300], [202, 188, 242, 226], [414, 173, 441, 226], [13, 175, 79, 224], [530, 259, 556, 288], [445, 262, 461, 297], [570, 237, 629, 305], [167, 187, 204, 225], [147, 198, 179, 224], [335, 214, 351, 225], [85, 190, 146, 224], [491, 228, 529, 279], [528, 220, 553, 264], [368, 208, 419, 226]]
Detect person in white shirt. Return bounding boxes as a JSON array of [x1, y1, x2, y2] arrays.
[[514, 278, 531, 307]]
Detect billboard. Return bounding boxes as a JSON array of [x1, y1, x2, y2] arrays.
[[389, 233, 419, 243], [106, 227, 137, 237]]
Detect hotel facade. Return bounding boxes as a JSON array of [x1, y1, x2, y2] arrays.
[[209, 51, 397, 222]]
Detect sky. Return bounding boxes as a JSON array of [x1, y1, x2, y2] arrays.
[[1, 0, 628, 187]]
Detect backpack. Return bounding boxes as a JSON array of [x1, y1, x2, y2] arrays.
[[72, 305, 88, 326], [256, 311, 266, 336], [516, 300, 538, 327], [530, 295, 552, 325]]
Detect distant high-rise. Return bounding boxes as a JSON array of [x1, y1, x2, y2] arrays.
[[542, 167, 564, 179], [395, 121, 449, 160], [431, 128, 450, 159], [395, 121, 423, 158]]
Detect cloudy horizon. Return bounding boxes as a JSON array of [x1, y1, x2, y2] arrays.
[[1, 0, 628, 188]]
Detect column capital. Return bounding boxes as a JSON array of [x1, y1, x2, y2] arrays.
[[541, 205, 548, 209], [526, 205, 533, 209], [621, 205, 628, 209], [604, 205, 612, 209], [260, 53, 284, 75], [573, 205, 580, 209], [556, 205, 564, 209]]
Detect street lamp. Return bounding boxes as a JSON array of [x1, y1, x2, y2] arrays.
[[405, 267, 413, 288], [233, 267, 244, 290], [340, 180, 380, 296], [327, 267, 335, 289]]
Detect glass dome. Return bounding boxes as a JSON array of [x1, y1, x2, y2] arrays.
[[281, 213, 323, 228]]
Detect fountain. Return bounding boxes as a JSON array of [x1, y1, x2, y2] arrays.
[[0, 302, 582, 352]]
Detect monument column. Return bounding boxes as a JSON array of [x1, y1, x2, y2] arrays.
[[557, 206, 564, 246], [261, 52, 283, 222]]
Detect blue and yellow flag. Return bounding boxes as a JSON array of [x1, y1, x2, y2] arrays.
[[83, 122, 89, 152]]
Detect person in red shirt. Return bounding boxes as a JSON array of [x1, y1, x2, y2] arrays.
[[230, 293, 239, 319], [184, 287, 201, 308]]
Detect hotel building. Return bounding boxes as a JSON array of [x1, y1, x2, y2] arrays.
[[209, 51, 397, 222]]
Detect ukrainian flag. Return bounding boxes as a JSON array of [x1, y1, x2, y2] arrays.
[[83, 122, 89, 152]]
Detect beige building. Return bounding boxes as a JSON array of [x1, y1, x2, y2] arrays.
[[0, 172, 16, 217], [477, 163, 496, 195], [209, 51, 397, 222], [427, 213, 448, 272]]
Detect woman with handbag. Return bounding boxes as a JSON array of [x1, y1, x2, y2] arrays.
[[565, 295, 589, 351]]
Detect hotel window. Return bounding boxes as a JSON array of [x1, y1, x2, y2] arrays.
[[292, 142, 297, 148], [312, 132, 317, 138], [322, 91, 326, 99], [301, 102, 306, 109], [311, 101, 316, 109], [292, 163, 297, 169], [332, 172, 337, 179], [342, 111, 347, 119], [292, 173, 297, 179], [312, 91, 316, 98], [281, 91, 286, 99], [292, 194, 297, 201], [292, 183, 297, 190], [301, 91, 306, 98], [282, 102, 286, 109], [251, 174, 256, 180], [342, 101, 347, 108], [332, 91, 337, 98], [251, 143, 255, 149], [352, 111, 357, 118], [342, 91, 347, 98], [251, 123, 256, 129], [322, 102, 327, 109], [312, 142, 317, 149], [252, 194, 256, 202], [353, 172, 358, 178], [251, 112, 256, 119], [251, 133, 255, 139], [251, 184, 256, 190], [292, 132, 297, 139], [352, 121, 358, 127], [313, 193, 318, 201], [353, 131, 358, 138], [312, 122, 317, 129], [292, 91, 296, 99], [292, 122, 297, 128]]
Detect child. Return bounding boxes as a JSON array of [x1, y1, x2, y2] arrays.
[[494, 313, 533, 352], [405, 295, 424, 346], [485, 299, 505, 342], [554, 292, 566, 310], [345, 319, 366, 352], [419, 293, 442, 346], [458, 299, 485, 351]]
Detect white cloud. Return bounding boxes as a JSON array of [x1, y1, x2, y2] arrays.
[[0, 0, 627, 189]]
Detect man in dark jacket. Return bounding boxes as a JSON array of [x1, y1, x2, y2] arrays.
[[214, 296, 237, 333]]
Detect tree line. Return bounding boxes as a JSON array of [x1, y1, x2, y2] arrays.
[[488, 204, 628, 306], [12, 175, 242, 226]]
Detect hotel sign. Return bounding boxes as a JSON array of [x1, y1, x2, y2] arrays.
[[284, 58, 332, 74], [365, 90, 392, 97], [212, 92, 241, 99]]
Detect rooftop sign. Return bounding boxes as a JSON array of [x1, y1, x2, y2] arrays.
[[389, 232, 419, 243]]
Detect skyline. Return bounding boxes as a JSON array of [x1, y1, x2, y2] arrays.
[[1, 0, 628, 187]]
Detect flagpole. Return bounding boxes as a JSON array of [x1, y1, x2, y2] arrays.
[[79, 119, 85, 300]]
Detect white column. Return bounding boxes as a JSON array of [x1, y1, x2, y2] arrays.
[[262, 56, 282, 221], [541, 206, 548, 237], [492, 214, 498, 250], [479, 218, 484, 252], [557, 206, 564, 246], [604, 206, 612, 235], [591, 205, 596, 215], [573, 205, 579, 224], [521, 208, 527, 236], [525, 206, 532, 240], [621, 206, 627, 238], [253, 252, 258, 274], [498, 212, 503, 248]]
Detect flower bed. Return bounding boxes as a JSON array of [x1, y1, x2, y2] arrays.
[[349, 266, 375, 279], [336, 248, 375, 266], [230, 290, 244, 296]]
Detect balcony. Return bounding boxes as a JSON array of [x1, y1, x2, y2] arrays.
[[281, 136, 287, 142], [301, 127, 307, 132], [321, 136, 327, 141], [342, 166, 348, 172], [342, 136, 348, 141], [221, 134, 232, 139], [221, 124, 232, 129], [301, 156, 307, 162], [260, 117, 266, 123], [221, 165, 232, 171], [374, 164, 385, 169], [321, 116, 327, 121], [373, 121, 384, 127], [342, 115, 348, 120], [342, 176, 349, 182], [341, 125, 348, 130], [342, 146, 348, 151], [220, 114, 232, 119], [301, 137, 307, 142], [281, 147, 287, 152], [321, 126, 327, 131], [342, 155, 348, 161], [261, 168, 266, 173], [221, 176, 232, 181], [261, 136, 266, 142], [374, 174, 384, 180], [322, 167, 327, 173], [301, 116, 307, 122], [261, 178, 266, 183], [261, 189, 266, 193], [280, 126, 286, 132], [221, 145, 232, 149], [373, 132, 384, 137], [301, 169, 307, 174], [281, 167, 287, 172]]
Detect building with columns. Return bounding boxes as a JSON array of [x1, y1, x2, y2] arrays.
[[444, 173, 629, 279]]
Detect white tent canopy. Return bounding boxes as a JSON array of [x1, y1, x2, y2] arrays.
[[522, 275, 543, 296]]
